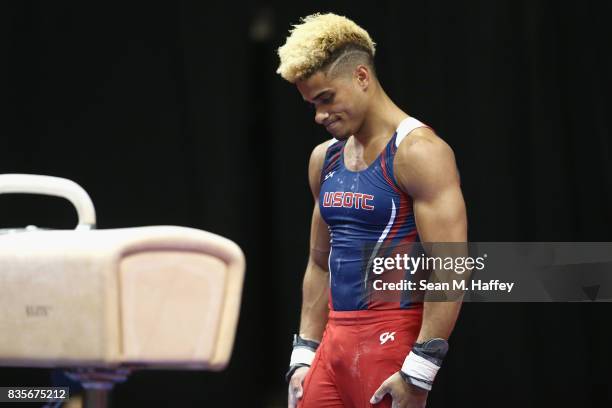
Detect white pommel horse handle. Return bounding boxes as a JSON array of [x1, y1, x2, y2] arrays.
[[0, 174, 96, 230]]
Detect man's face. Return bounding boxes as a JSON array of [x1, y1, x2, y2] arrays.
[[296, 70, 368, 140]]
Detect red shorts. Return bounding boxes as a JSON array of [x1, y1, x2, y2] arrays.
[[298, 308, 423, 408]]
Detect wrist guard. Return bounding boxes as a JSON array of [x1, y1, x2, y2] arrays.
[[400, 338, 449, 391], [285, 334, 320, 382]]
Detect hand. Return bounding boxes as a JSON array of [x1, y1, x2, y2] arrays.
[[288, 366, 310, 408], [370, 372, 428, 408]]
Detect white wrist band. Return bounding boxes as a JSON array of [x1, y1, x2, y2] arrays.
[[289, 347, 316, 367], [401, 351, 441, 391]]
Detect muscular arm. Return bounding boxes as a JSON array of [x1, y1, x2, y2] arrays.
[[298, 142, 332, 342], [395, 128, 468, 341], [370, 128, 467, 407]]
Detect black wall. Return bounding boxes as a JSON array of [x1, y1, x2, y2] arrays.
[[2, 2, 611, 407]]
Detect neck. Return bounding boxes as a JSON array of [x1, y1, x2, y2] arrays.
[[352, 85, 408, 147]]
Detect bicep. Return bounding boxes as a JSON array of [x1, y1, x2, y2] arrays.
[[414, 182, 467, 242], [396, 134, 467, 243]]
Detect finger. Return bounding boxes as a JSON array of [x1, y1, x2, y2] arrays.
[[288, 385, 297, 408], [370, 383, 389, 404], [290, 376, 304, 399], [295, 383, 303, 399]]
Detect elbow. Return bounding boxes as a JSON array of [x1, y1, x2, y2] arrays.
[[309, 247, 330, 271]]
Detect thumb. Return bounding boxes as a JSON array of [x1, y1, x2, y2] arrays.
[[288, 382, 302, 408], [370, 382, 389, 404], [288, 389, 296, 408], [295, 383, 303, 399], [288, 378, 304, 402]]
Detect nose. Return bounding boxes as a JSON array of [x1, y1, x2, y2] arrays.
[[315, 109, 329, 125]]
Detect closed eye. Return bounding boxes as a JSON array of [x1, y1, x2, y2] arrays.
[[319, 94, 334, 104], [304, 92, 334, 108]]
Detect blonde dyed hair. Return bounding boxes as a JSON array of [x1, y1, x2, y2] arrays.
[[276, 13, 376, 83]]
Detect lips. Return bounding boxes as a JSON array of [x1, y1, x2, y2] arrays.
[[325, 119, 340, 131]]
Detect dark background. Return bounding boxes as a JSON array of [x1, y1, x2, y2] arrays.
[[1, 1, 611, 407]]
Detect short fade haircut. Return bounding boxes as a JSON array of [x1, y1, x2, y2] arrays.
[[276, 13, 376, 83]]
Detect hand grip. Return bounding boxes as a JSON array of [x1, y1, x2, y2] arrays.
[[0, 174, 96, 230]]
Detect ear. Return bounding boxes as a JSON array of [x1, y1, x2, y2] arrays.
[[354, 65, 370, 91]]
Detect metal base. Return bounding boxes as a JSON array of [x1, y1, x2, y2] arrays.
[[64, 368, 130, 408]]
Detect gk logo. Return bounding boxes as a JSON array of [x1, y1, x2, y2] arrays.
[[379, 331, 396, 345], [324, 171, 335, 180]]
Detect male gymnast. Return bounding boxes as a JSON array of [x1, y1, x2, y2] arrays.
[[277, 13, 467, 408]]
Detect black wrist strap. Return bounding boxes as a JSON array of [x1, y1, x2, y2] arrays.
[[293, 334, 320, 350], [411, 338, 448, 365], [285, 335, 320, 383]]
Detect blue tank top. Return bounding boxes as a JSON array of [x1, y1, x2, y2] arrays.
[[319, 117, 428, 311]]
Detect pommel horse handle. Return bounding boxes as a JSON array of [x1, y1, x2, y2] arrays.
[[0, 174, 96, 230]]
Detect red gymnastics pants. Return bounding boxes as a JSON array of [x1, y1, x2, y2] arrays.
[[298, 308, 423, 408]]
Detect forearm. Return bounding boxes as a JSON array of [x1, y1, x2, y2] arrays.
[[413, 196, 466, 343], [286, 253, 329, 384], [416, 300, 462, 342], [417, 243, 465, 342], [298, 256, 330, 341]]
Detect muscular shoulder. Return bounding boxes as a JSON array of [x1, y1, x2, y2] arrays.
[[394, 127, 459, 200], [308, 139, 335, 198]]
